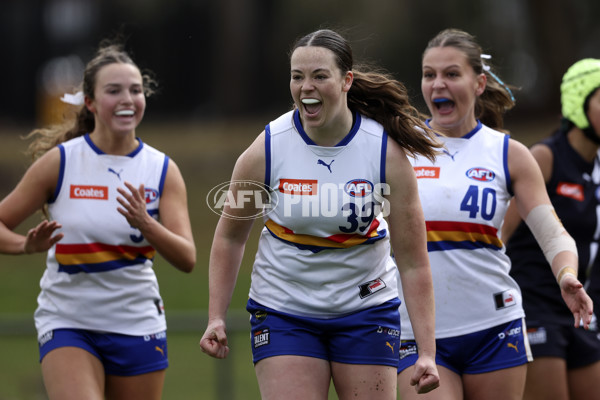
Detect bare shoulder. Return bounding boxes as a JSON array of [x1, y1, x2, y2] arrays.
[[385, 136, 411, 176], [507, 138, 538, 177], [529, 143, 553, 182], [232, 131, 266, 182], [27, 147, 61, 188]]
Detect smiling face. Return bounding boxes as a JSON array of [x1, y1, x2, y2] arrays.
[[85, 62, 146, 138], [289, 45, 353, 140], [421, 46, 486, 137]]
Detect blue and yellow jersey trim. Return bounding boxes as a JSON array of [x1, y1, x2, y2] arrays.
[[265, 219, 386, 253], [55, 242, 156, 274], [426, 220, 503, 252]]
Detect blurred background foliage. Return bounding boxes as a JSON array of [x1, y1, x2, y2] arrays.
[[1, 0, 599, 128], [0, 0, 598, 398]]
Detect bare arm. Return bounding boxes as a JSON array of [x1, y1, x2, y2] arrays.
[[386, 138, 439, 394], [117, 159, 196, 273], [199, 131, 267, 359], [501, 143, 552, 242], [0, 147, 63, 254]]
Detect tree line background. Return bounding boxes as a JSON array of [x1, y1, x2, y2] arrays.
[[1, 0, 598, 129], [0, 1, 598, 397]]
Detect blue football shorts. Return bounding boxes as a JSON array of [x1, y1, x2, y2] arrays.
[[38, 328, 169, 376], [398, 317, 532, 375], [525, 319, 600, 369], [247, 297, 401, 367]]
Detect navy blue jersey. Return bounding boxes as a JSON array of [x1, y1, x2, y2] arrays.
[[506, 129, 600, 324]]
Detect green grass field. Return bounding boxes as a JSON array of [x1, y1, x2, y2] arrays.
[[0, 120, 269, 399], [0, 117, 550, 399]]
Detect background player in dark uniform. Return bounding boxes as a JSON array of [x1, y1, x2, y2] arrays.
[[504, 58, 600, 400]]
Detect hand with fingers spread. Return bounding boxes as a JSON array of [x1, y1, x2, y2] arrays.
[[24, 220, 63, 254], [199, 319, 230, 359], [0, 41, 197, 400], [559, 273, 594, 330], [116, 181, 152, 230]]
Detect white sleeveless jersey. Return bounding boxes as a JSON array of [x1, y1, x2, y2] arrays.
[[400, 122, 524, 339], [249, 110, 399, 318], [34, 134, 169, 338]]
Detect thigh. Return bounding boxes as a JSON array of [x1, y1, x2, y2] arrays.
[[105, 370, 166, 400], [255, 355, 331, 400], [41, 346, 105, 400], [463, 364, 526, 400], [568, 360, 600, 400], [522, 357, 568, 400], [332, 362, 396, 400], [398, 364, 462, 400]]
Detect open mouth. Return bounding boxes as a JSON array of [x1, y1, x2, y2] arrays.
[[301, 98, 322, 115], [115, 110, 135, 116], [432, 98, 454, 112]]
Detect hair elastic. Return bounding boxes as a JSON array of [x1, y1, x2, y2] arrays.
[[60, 91, 84, 106], [481, 54, 515, 102]]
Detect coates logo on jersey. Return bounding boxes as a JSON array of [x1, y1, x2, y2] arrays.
[[466, 167, 495, 182], [279, 179, 318, 195], [556, 182, 584, 201], [344, 179, 373, 197], [70, 185, 108, 200], [414, 166, 440, 179], [145, 188, 159, 204]]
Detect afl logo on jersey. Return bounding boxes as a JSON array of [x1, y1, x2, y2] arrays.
[[466, 167, 495, 182], [145, 188, 159, 204], [344, 179, 373, 197]]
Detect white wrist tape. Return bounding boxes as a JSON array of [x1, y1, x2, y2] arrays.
[[524, 204, 578, 265]]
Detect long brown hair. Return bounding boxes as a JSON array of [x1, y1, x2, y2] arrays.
[[25, 40, 157, 161], [291, 29, 441, 161], [423, 28, 517, 131]]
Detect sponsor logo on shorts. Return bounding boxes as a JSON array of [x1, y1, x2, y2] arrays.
[[358, 278, 386, 299], [155, 345, 165, 357], [414, 166, 440, 179], [399, 340, 418, 360], [377, 326, 400, 338], [38, 330, 54, 347], [254, 310, 267, 321], [507, 342, 520, 352], [526, 327, 547, 345], [386, 341, 396, 353], [144, 331, 167, 341], [493, 290, 516, 310], [497, 326, 522, 340], [253, 328, 270, 348], [556, 182, 584, 201], [70, 185, 108, 200]]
